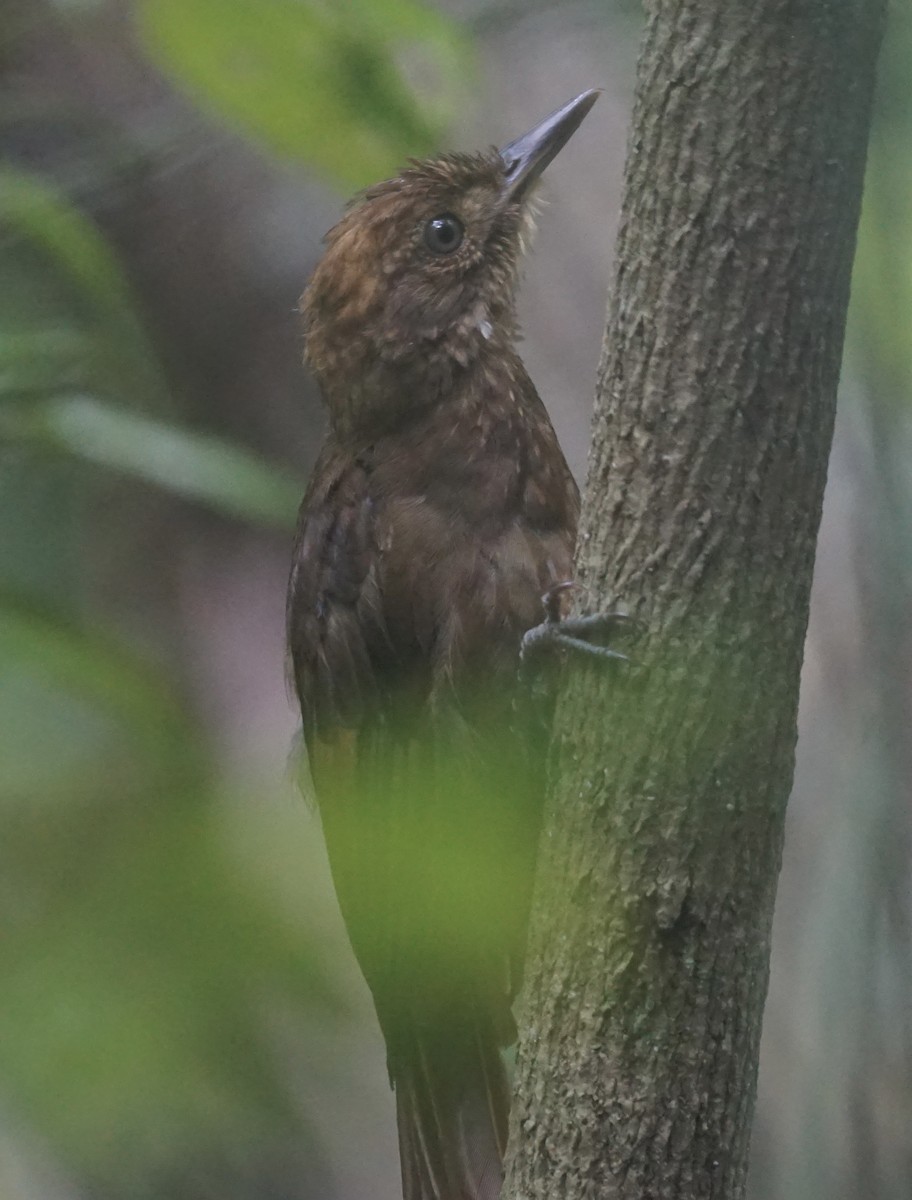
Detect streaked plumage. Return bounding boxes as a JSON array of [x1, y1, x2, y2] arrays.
[[287, 93, 598, 1200]]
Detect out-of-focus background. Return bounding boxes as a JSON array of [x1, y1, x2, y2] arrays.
[[0, 1, 908, 1197]]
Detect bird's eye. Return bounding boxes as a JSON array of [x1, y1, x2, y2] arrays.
[[424, 213, 464, 255]]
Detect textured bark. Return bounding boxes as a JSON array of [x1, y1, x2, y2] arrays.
[[502, 3, 885, 1199]]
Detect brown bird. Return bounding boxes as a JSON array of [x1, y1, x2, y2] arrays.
[[288, 91, 606, 1200]]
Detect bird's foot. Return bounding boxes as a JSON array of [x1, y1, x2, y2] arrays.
[[520, 582, 631, 665]]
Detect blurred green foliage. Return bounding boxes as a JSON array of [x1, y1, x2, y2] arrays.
[[0, 166, 299, 526], [12, 395, 302, 527], [0, 161, 332, 1190], [1, 0, 468, 1194], [0, 166, 165, 406], [853, 1, 912, 405], [138, 0, 471, 187]]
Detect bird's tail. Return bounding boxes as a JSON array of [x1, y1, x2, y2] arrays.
[[394, 1015, 510, 1200]]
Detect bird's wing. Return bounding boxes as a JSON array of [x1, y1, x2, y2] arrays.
[[287, 441, 400, 996], [287, 442, 386, 740]]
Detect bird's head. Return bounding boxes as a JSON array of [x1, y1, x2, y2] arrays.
[[301, 90, 599, 435]]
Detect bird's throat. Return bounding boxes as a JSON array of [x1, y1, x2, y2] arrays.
[[322, 321, 516, 446]]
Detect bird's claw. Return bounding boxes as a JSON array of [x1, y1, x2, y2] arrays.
[[520, 584, 632, 666]]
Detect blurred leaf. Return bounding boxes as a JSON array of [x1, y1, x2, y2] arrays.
[[0, 33, 362, 1200], [850, 2, 912, 406], [137, 0, 472, 187], [0, 328, 98, 399], [0, 172, 302, 531], [0, 595, 339, 1191], [0, 594, 200, 787], [0, 788, 338, 1190], [0, 168, 166, 407], [4, 395, 302, 529]]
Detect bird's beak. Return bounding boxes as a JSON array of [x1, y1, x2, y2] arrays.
[[499, 89, 600, 203]]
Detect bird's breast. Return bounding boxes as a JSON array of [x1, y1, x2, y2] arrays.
[[372, 478, 575, 688], [338, 359, 580, 688]]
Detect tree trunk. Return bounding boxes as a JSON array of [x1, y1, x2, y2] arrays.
[[502, 3, 886, 1198]]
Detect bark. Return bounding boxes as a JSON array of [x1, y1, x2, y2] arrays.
[[502, 3, 886, 1199]]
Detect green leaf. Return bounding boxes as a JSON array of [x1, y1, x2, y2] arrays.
[[0, 328, 98, 399], [0, 771, 338, 1187], [137, 0, 471, 187], [3, 395, 302, 529], [0, 173, 300, 529], [0, 168, 166, 407], [0, 593, 200, 783]]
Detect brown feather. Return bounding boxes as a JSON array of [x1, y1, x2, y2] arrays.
[[288, 125, 584, 1200]]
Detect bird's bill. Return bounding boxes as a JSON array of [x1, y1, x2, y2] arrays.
[[499, 89, 600, 203]]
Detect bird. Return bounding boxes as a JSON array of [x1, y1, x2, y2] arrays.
[[287, 90, 606, 1200]]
